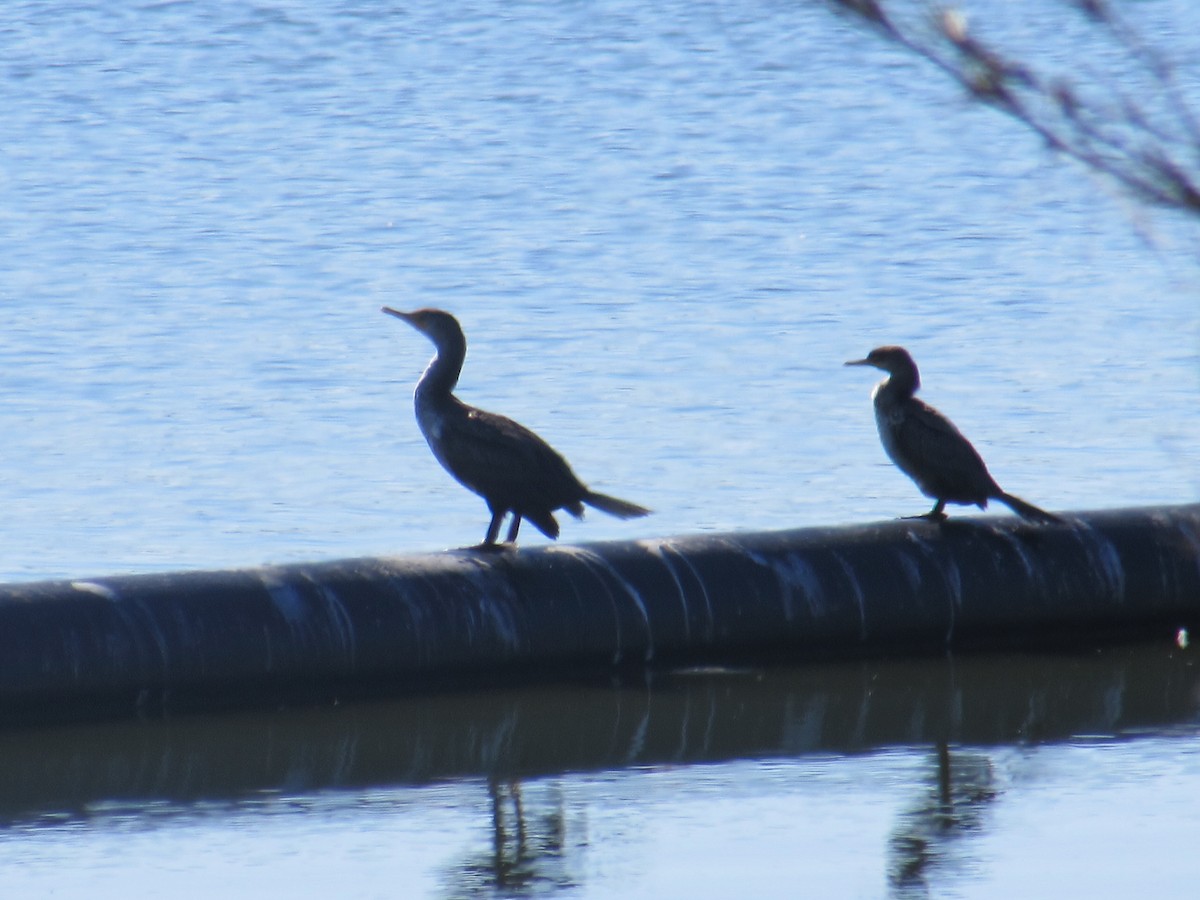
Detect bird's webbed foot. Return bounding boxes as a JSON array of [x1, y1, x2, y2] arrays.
[[902, 501, 947, 523], [903, 511, 948, 523], [465, 541, 516, 554]]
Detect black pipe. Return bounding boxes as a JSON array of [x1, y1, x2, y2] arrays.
[[0, 504, 1197, 723]]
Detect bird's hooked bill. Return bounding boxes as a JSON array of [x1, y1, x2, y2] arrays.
[[381, 306, 413, 322]]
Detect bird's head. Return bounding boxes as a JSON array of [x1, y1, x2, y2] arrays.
[[845, 345, 919, 379], [382, 307, 465, 350]]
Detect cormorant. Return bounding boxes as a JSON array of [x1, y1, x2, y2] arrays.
[[845, 346, 1059, 523], [383, 307, 651, 546]]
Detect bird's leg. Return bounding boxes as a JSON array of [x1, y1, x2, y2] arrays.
[[484, 510, 504, 546], [467, 511, 514, 552], [505, 514, 522, 544], [905, 500, 948, 522]]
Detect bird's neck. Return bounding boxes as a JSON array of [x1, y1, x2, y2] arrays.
[[414, 336, 466, 405], [876, 368, 919, 405]]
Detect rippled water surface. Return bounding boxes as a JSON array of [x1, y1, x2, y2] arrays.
[[2, 0, 1198, 579], [2, 0, 1199, 895]]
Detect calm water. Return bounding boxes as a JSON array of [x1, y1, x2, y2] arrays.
[[0, 643, 1196, 897], [2, 0, 1199, 895]]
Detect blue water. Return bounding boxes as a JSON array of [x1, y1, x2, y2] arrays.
[[0, 646, 1194, 897], [2, 0, 1196, 581], [1, 0, 1199, 895]]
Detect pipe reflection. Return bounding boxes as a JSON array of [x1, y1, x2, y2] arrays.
[[0, 641, 1194, 827]]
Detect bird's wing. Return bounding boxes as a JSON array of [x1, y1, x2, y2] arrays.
[[437, 405, 584, 509], [890, 399, 997, 499]]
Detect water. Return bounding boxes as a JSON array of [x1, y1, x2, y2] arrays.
[[1, 0, 1199, 894], [0, 643, 1196, 897], [2, 0, 1197, 579]]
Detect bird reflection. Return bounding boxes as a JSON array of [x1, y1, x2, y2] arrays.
[[887, 742, 997, 898], [442, 777, 581, 899]]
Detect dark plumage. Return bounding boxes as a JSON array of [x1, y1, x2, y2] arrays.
[[383, 307, 650, 546], [846, 346, 1059, 523]]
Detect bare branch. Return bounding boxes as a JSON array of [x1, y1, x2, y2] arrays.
[[827, 0, 1200, 216]]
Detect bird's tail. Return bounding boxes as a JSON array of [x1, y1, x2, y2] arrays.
[[997, 492, 1061, 524], [582, 491, 651, 520]]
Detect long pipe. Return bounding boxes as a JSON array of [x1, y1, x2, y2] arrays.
[[1, 504, 1197, 723]]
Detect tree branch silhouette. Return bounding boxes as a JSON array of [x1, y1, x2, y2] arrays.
[[829, 0, 1200, 214]]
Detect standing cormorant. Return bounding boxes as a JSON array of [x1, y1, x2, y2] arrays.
[[383, 307, 651, 546], [846, 346, 1059, 523]]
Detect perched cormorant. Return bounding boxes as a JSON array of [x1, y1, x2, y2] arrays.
[[383, 307, 651, 546], [845, 346, 1059, 523]]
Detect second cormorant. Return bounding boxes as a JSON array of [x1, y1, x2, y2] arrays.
[[383, 307, 651, 547], [846, 345, 1059, 523]]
